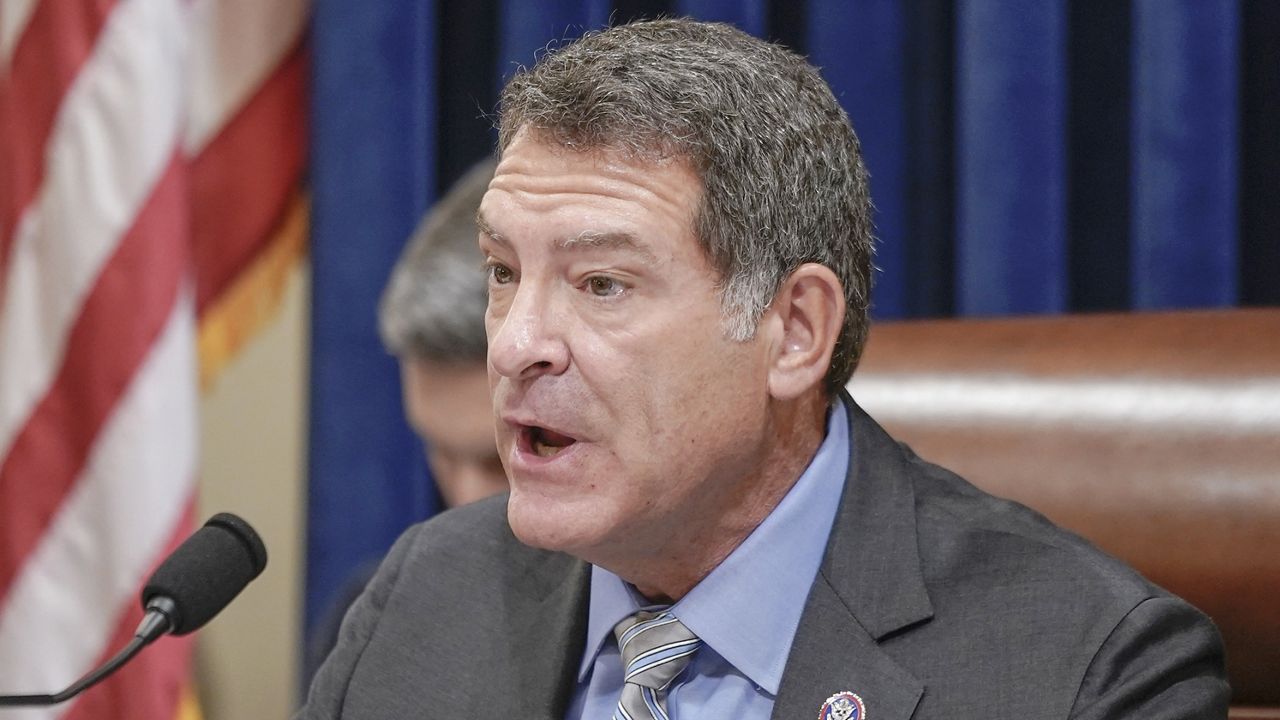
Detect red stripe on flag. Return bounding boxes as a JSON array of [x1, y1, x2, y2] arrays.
[[60, 499, 197, 720], [0, 0, 118, 283], [192, 41, 308, 317], [0, 154, 188, 602]]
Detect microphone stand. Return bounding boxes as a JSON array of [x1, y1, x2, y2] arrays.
[[0, 599, 173, 707]]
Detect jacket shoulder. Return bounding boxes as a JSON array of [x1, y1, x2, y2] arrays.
[[893, 446, 1227, 717], [299, 495, 588, 719], [904, 445, 1160, 604]]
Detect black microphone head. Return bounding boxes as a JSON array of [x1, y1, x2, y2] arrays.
[[141, 513, 268, 635]]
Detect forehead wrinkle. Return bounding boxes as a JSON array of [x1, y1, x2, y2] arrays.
[[479, 201, 664, 267], [492, 146, 698, 224]]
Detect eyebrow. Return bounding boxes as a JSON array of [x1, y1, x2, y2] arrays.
[[558, 230, 658, 263], [475, 212, 506, 245], [476, 212, 658, 265]]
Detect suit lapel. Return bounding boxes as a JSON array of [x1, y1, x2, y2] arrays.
[[772, 576, 923, 720], [773, 394, 932, 720]]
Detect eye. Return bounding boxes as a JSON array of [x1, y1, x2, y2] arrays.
[[486, 262, 515, 285], [586, 275, 624, 297]]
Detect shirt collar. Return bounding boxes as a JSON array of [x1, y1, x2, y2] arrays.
[[578, 398, 850, 694]]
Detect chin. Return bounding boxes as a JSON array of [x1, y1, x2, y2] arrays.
[[506, 488, 609, 555], [506, 489, 574, 551]]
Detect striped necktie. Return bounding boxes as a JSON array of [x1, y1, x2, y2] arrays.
[[612, 610, 702, 720]]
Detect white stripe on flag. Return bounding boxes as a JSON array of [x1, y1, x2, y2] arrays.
[[184, 0, 309, 154], [0, 291, 197, 720], [0, 0, 187, 463], [0, 0, 40, 70]]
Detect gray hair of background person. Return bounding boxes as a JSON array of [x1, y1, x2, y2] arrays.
[[379, 158, 496, 364], [497, 18, 874, 392]]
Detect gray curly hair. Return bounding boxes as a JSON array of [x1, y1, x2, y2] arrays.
[[496, 18, 874, 391]]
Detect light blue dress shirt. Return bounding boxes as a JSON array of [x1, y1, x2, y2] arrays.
[[565, 399, 850, 720]]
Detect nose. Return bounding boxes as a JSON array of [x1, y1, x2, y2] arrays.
[[488, 283, 570, 380]]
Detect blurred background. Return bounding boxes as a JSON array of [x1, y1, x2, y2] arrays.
[[0, 1, 1276, 719]]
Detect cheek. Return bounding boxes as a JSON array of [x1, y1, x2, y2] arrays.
[[567, 310, 755, 445], [602, 349, 728, 460], [672, 341, 768, 436]]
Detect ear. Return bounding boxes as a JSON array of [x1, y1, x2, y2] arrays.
[[764, 263, 846, 401]]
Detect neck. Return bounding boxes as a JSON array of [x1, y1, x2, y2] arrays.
[[618, 392, 832, 602]]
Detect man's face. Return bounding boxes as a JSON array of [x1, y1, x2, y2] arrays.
[[479, 132, 776, 569], [401, 359, 508, 507]]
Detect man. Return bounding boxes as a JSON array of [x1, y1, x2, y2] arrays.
[[377, 157, 507, 508], [299, 19, 1228, 719]]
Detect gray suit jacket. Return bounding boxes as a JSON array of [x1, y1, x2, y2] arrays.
[[297, 399, 1229, 719]]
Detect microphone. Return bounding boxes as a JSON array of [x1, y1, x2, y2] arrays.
[[141, 512, 268, 636], [0, 513, 267, 707]]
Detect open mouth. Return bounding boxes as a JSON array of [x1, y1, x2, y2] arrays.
[[522, 425, 578, 458]]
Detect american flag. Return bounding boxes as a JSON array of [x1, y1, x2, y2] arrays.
[[0, 0, 308, 717]]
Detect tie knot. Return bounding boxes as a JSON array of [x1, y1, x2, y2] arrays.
[[613, 611, 702, 691]]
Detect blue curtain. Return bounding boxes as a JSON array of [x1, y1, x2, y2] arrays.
[[306, 0, 440, 661], [956, 1, 1069, 315], [1131, 0, 1239, 308], [304, 0, 1277, 685]]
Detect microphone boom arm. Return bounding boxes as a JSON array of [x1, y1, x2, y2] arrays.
[[0, 603, 171, 707]]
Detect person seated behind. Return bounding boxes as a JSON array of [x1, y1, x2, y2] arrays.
[[377, 158, 506, 508], [299, 19, 1228, 719], [302, 158, 505, 684]]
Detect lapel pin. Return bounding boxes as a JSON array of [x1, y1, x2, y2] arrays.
[[818, 691, 866, 720]]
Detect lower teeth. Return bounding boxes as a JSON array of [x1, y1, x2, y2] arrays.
[[534, 441, 558, 457]]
